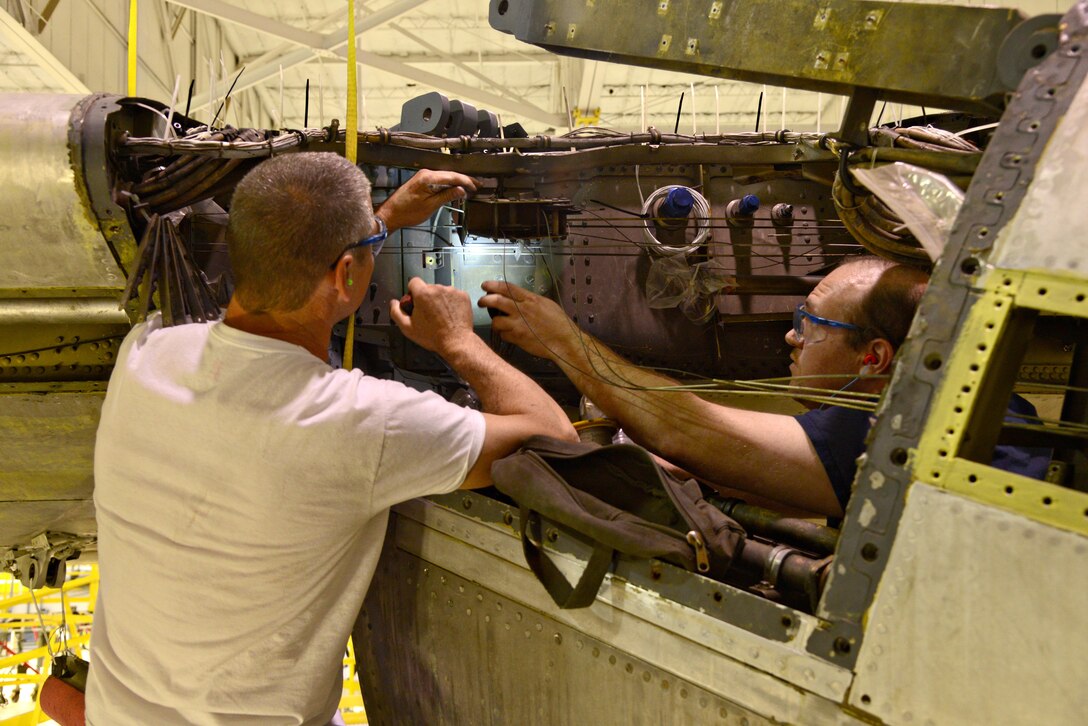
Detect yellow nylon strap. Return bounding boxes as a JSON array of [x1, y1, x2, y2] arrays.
[[127, 0, 138, 96], [343, 0, 358, 369]]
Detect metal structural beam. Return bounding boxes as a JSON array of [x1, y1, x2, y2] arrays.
[[187, 0, 432, 112], [165, 0, 324, 48], [575, 59, 602, 113], [0, 6, 89, 92], [354, 51, 565, 128], [387, 22, 536, 108], [489, 0, 1058, 116]]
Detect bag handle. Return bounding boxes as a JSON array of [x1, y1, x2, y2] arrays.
[[520, 507, 614, 609]]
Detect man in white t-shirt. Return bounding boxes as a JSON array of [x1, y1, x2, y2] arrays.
[[87, 153, 576, 725]]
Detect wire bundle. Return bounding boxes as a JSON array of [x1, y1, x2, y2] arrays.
[[831, 126, 981, 266], [639, 185, 712, 257]]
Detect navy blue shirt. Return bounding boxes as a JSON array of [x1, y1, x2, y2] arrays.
[[797, 395, 1051, 511]]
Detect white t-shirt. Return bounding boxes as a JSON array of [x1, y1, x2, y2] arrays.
[[87, 315, 485, 725]]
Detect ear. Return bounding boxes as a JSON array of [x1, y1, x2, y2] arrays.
[[861, 338, 895, 374], [332, 255, 355, 304]]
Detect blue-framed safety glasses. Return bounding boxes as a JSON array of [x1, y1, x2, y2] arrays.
[[329, 217, 388, 269], [793, 303, 861, 343]]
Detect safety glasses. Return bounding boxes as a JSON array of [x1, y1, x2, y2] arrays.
[[329, 217, 387, 269], [793, 303, 861, 343]]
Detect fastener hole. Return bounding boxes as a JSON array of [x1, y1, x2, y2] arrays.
[[497, 0, 509, 15], [1038, 287, 1048, 295], [954, 406, 964, 414], [968, 474, 978, 483], [1005, 485, 1015, 495], [781, 615, 793, 628], [890, 448, 908, 466], [1077, 294, 1085, 302], [861, 543, 879, 561], [970, 364, 979, 372], [924, 353, 943, 370], [978, 343, 988, 351], [960, 257, 980, 275], [712, 591, 723, 603], [861, 694, 872, 705], [833, 637, 851, 655], [1043, 496, 1053, 506], [977, 228, 989, 238], [1031, 44, 1048, 59], [961, 385, 971, 393], [1046, 87, 1056, 97]]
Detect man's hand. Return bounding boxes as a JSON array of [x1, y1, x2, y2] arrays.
[[390, 278, 474, 357], [478, 281, 579, 361], [375, 170, 479, 232]]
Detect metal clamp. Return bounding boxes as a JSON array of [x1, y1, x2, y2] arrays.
[[764, 544, 796, 588]]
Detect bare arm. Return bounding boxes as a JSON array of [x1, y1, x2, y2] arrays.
[[391, 278, 576, 489], [374, 169, 479, 233], [479, 281, 842, 517]]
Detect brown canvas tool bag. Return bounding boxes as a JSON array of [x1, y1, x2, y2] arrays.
[[490, 436, 746, 609]]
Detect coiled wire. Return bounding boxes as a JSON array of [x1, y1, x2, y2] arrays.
[[639, 185, 712, 257]]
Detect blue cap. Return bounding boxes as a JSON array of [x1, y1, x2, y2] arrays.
[[737, 194, 760, 216], [659, 187, 695, 219]]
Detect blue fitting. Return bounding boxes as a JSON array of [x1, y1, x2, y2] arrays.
[[658, 187, 695, 220], [737, 194, 760, 216]]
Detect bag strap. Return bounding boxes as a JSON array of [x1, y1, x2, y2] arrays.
[[520, 506, 615, 609]]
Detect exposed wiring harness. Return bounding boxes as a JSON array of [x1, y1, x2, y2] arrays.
[[827, 127, 981, 266]]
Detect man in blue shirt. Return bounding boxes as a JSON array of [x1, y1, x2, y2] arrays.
[[478, 257, 1049, 519]]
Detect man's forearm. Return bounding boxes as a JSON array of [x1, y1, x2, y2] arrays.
[[546, 329, 842, 515], [548, 330, 702, 453], [442, 335, 572, 435]]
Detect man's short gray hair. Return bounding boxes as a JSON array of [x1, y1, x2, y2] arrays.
[[227, 152, 375, 312]]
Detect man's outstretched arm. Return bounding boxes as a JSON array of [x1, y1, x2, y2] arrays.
[[391, 278, 577, 489], [479, 280, 842, 517]]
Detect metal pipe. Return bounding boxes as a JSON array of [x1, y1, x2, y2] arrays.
[[709, 495, 839, 556]]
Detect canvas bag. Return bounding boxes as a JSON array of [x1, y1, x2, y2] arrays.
[[491, 436, 746, 609]]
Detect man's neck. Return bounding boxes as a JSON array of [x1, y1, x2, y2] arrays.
[[223, 297, 334, 362]]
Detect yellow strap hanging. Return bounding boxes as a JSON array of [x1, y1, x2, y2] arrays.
[[127, 0, 138, 96], [343, 0, 359, 370]]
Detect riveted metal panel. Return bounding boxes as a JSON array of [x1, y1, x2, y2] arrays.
[[354, 497, 863, 725], [0, 391, 103, 548], [490, 0, 1038, 115], [849, 483, 1088, 725], [0, 93, 124, 294], [912, 269, 1088, 535], [992, 67, 1088, 274], [812, 7, 1088, 665]]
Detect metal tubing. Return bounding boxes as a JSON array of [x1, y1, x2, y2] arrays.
[[710, 496, 839, 556]]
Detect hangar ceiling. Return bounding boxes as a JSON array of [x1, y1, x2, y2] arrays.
[[0, 0, 1074, 134]]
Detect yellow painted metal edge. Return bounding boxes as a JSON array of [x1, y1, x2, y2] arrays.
[[913, 268, 1088, 535]]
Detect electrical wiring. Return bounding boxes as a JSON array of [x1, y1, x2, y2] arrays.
[[639, 185, 712, 257], [120, 127, 828, 158]]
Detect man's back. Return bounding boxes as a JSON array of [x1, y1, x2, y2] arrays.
[[88, 315, 484, 724]]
